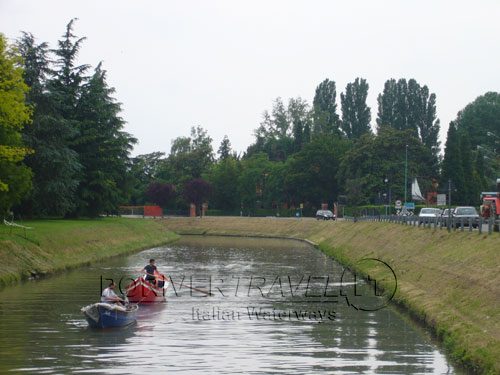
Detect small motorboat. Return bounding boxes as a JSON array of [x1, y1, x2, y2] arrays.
[[124, 271, 169, 303], [82, 303, 139, 328]]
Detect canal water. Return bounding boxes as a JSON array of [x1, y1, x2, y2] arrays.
[[0, 236, 463, 374]]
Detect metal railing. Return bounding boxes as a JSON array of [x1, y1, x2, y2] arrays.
[[343, 215, 499, 235]]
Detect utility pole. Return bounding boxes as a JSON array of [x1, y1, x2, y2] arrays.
[[404, 144, 408, 203]]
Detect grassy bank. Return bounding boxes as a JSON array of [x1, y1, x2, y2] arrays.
[[0, 218, 179, 287], [160, 217, 500, 374]]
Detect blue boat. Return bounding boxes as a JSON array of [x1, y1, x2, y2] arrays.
[[82, 303, 139, 328]]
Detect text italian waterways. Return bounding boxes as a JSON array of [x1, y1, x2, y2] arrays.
[[191, 306, 336, 322]]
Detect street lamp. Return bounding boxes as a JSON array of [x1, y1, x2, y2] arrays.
[[384, 177, 391, 215]]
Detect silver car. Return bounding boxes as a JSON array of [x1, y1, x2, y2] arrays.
[[315, 210, 336, 220], [419, 208, 441, 218], [453, 206, 479, 228]]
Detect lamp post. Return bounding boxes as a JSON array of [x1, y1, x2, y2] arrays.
[[384, 177, 390, 215], [404, 144, 408, 203]]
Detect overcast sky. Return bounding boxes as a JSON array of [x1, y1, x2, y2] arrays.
[[2, 0, 500, 156]]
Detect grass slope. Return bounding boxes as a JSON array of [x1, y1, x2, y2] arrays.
[[161, 217, 500, 374], [0, 218, 179, 287]]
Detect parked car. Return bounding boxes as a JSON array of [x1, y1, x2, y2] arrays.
[[316, 210, 336, 220], [440, 208, 454, 227], [453, 206, 479, 228], [419, 208, 441, 218], [441, 208, 454, 217]]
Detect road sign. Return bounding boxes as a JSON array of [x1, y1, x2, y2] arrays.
[[437, 194, 446, 206], [395, 200, 402, 208], [300, 203, 304, 209], [404, 202, 415, 209]]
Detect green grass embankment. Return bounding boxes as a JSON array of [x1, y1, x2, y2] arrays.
[[0, 218, 179, 287], [160, 217, 500, 375]]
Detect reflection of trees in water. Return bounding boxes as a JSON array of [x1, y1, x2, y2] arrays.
[[171, 235, 312, 265]]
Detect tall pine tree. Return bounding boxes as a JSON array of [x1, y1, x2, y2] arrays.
[[48, 19, 89, 216], [17, 32, 80, 217], [50, 19, 89, 125], [73, 63, 137, 216]]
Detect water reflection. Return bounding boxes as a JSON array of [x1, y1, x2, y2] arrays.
[[0, 236, 463, 374]]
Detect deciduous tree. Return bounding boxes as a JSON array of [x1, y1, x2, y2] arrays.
[[376, 78, 440, 156], [286, 136, 348, 206], [208, 156, 241, 210], [455, 92, 500, 151], [146, 182, 176, 208], [340, 77, 371, 139], [218, 135, 232, 160], [165, 126, 214, 189], [249, 97, 311, 161], [129, 152, 166, 205], [238, 153, 271, 214], [184, 178, 213, 217], [339, 127, 438, 205], [0, 34, 33, 216], [312, 78, 340, 136]]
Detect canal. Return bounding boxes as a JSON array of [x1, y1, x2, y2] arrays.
[[0, 236, 463, 374]]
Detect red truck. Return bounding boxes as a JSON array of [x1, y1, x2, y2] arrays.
[[480, 179, 500, 231]]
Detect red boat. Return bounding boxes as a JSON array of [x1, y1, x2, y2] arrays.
[[124, 271, 169, 303]]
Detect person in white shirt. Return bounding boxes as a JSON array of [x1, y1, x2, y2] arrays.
[[101, 281, 125, 304]]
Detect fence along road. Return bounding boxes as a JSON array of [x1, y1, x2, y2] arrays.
[[344, 215, 498, 235]]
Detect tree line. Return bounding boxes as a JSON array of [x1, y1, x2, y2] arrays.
[[130, 81, 496, 214], [1, 21, 499, 219]]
